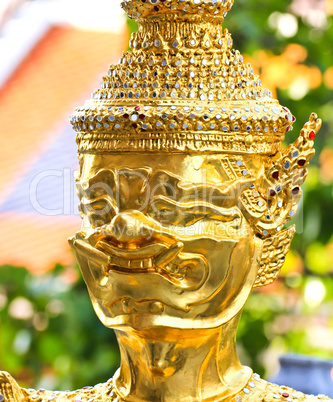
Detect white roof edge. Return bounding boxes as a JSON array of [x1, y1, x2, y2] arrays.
[[0, 3, 51, 90], [0, 0, 126, 91]]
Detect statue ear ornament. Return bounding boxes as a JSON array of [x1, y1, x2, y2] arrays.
[[240, 113, 322, 288], [217, 112, 321, 288]]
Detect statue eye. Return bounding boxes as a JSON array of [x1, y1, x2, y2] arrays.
[[80, 196, 116, 228]]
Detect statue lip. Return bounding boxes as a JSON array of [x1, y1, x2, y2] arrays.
[[96, 240, 169, 260], [71, 233, 208, 291], [95, 240, 187, 280], [93, 239, 210, 289]]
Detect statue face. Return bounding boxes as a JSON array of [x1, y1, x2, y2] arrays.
[[70, 153, 263, 330]]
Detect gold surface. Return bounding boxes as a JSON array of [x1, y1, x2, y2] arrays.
[[0, 370, 330, 402], [0, 0, 329, 401]]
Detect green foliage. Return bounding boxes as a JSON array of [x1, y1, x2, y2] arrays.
[[0, 265, 119, 390]]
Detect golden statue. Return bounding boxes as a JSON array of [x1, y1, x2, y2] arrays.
[[0, 0, 329, 401]]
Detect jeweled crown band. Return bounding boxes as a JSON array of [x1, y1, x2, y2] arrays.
[[76, 129, 282, 154], [72, 101, 286, 154]]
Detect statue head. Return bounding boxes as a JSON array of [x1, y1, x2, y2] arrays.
[[69, 0, 321, 331]]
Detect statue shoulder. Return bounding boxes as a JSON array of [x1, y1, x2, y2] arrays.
[[2, 372, 331, 402], [253, 379, 332, 402], [0, 375, 116, 401], [229, 375, 332, 402], [0, 371, 29, 402]]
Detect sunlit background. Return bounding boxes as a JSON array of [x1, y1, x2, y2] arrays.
[[0, 0, 332, 396]]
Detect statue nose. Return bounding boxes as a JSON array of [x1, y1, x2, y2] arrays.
[[108, 210, 172, 245]]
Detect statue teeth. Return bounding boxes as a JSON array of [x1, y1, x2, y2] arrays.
[[143, 258, 152, 268]]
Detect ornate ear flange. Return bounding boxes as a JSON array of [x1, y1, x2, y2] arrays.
[[241, 113, 322, 236], [223, 113, 321, 287], [252, 114, 321, 287], [253, 225, 296, 288], [251, 114, 321, 287]]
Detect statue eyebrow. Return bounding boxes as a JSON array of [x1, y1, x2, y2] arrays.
[[149, 171, 253, 209], [150, 195, 241, 222], [150, 171, 227, 191], [150, 185, 236, 203]]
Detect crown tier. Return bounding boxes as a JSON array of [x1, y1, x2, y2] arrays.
[[121, 0, 234, 20], [70, 4, 295, 154]]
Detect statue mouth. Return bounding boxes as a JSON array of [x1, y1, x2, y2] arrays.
[[70, 230, 240, 313], [95, 239, 205, 287], [70, 231, 208, 291]]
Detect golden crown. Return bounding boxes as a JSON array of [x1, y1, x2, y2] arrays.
[[69, 0, 297, 154]]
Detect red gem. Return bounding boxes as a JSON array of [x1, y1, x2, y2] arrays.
[[123, 114, 129, 119], [297, 159, 306, 166], [309, 130, 316, 140], [135, 106, 140, 111], [282, 393, 290, 398], [285, 114, 289, 120], [132, 123, 138, 129], [269, 189, 276, 197], [139, 114, 146, 119], [282, 107, 288, 112], [286, 126, 291, 132], [272, 171, 279, 179], [292, 115, 296, 121]]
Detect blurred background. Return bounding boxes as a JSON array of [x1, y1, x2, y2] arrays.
[[0, 0, 332, 395]]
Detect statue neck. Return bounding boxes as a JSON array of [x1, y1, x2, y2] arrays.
[[113, 314, 252, 402]]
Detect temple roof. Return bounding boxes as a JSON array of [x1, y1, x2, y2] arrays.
[[0, 22, 128, 272]]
